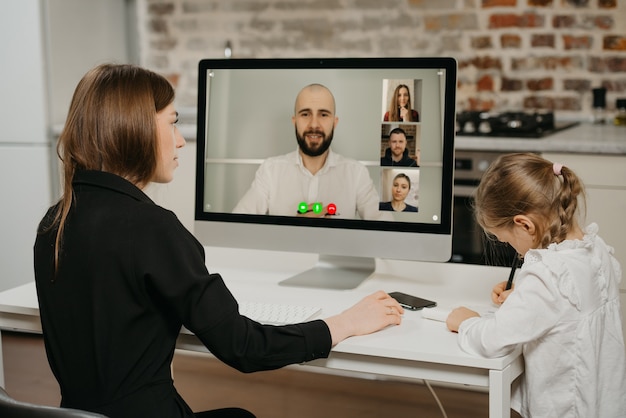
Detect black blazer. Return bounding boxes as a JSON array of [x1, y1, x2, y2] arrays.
[[34, 170, 331, 418]]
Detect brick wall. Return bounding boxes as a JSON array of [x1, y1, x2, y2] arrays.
[[139, 0, 626, 120]]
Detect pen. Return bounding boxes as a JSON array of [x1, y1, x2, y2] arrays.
[[505, 255, 520, 291]]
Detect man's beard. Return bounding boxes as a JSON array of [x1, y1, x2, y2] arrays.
[[296, 127, 334, 157]]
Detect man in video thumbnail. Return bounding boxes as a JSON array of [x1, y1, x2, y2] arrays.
[[233, 83, 385, 220], [380, 127, 418, 167]]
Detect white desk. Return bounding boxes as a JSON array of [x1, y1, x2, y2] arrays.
[[0, 247, 523, 417]]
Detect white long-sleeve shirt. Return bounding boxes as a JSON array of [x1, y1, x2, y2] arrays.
[[458, 224, 626, 418], [233, 148, 388, 220]]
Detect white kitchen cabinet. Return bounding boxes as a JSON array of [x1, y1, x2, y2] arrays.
[[542, 152, 626, 279]]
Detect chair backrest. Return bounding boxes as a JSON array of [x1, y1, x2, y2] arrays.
[[0, 386, 108, 418]]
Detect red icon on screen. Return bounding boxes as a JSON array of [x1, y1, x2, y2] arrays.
[[327, 203, 337, 215]]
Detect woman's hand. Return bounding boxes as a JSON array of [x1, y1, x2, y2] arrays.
[[324, 290, 403, 346], [491, 281, 513, 305], [399, 106, 408, 121], [446, 307, 479, 333]]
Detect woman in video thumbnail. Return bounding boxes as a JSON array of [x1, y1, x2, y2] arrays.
[[384, 84, 419, 122], [379, 173, 418, 212]]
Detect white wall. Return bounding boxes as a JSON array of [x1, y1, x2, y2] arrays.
[[45, 0, 133, 126]]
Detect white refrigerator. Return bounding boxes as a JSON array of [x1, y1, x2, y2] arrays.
[[0, 0, 130, 292], [0, 2, 53, 292]]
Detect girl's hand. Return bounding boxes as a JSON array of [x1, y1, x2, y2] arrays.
[[491, 281, 513, 305], [446, 307, 479, 333]]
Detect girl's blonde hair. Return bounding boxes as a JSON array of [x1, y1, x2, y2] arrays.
[[473, 153, 586, 249], [50, 64, 175, 272]]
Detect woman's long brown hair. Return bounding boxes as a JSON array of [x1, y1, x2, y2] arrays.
[[50, 64, 175, 274]]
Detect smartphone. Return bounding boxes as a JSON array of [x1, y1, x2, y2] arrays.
[[389, 292, 437, 311]]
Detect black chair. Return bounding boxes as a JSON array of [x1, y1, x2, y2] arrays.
[[0, 386, 108, 418]]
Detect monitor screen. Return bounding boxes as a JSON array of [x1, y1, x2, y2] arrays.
[[195, 57, 457, 289]]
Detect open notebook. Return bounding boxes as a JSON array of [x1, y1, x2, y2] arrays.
[[421, 304, 497, 322]]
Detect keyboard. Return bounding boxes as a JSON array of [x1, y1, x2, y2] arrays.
[[239, 301, 322, 325]]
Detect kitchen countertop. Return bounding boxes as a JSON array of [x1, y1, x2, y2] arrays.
[[60, 120, 626, 156], [455, 122, 625, 155]]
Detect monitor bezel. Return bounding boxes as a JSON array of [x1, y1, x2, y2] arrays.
[[194, 57, 456, 262]]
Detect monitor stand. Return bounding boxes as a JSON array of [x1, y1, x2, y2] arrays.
[[278, 254, 376, 290]]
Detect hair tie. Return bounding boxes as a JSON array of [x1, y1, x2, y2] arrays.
[[553, 162, 563, 176]]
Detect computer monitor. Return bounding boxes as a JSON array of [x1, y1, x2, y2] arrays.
[[195, 57, 456, 289]]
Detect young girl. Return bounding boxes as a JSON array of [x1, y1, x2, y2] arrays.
[[446, 153, 625, 418]]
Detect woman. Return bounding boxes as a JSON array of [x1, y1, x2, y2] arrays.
[[383, 84, 419, 122], [379, 173, 418, 212], [34, 64, 404, 418]]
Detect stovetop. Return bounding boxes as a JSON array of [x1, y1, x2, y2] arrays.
[[456, 111, 579, 138]]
